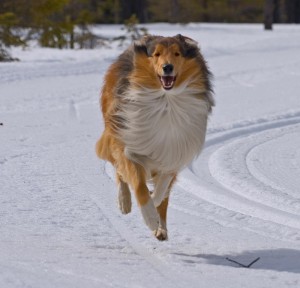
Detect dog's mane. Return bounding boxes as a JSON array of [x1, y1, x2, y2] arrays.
[[106, 35, 214, 172]]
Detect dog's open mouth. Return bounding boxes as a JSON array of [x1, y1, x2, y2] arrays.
[[159, 76, 176, 90]]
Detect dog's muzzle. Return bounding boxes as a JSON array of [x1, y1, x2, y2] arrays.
[[160, 64, 176, 90], [160, 76, 176, 90]]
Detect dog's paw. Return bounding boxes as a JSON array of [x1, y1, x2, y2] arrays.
[[154, 227, 168, 241], [118, 183, 131, 214], [140, 199, 159, 231], [118, 195, 131, 214]]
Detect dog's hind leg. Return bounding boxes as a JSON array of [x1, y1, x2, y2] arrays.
[[116, 173, 131, 214]]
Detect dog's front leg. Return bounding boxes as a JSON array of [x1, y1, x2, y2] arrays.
[[139, 187, 160, 231], [151, 173, 174, 207], [128, 164, 160, 231], [154, 197, 169, 241]]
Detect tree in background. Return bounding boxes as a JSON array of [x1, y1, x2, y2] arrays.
[[1, 0, 300, 26], [0, 12, 25, 61], [64, 0, 95, 49], [148, 0, 263, 23], [1, 0, 300, 59], [284, 0, 300, 23], [170, 0, 180, 23], [264, 0, 274, 29], [31, 0, 70, 48], [264, 0, 300, 30], [0, 0, 99, 50], [119, 0, 148, 23]]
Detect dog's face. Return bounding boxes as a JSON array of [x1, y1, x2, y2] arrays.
[[150, 42, 184, 90], [133, 35, 203, 91]]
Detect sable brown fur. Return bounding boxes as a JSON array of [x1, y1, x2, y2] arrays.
[[96, 34, 214, 241]]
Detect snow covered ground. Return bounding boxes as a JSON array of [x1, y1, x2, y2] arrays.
[[1, 23, 300, 287]]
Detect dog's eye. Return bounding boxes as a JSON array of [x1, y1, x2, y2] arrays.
[[175, 52, 180, 57], [154, 52, 160, 57]]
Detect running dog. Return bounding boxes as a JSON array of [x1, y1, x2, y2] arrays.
[[96, 34, 214, 241]]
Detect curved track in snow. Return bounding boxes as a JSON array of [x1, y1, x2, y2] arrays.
[[181, 115, 300, 242]]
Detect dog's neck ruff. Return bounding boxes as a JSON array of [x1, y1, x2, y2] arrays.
[[118, 84, 210, 173]]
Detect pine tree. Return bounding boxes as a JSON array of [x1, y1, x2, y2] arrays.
[[0, 12, 24, 61]]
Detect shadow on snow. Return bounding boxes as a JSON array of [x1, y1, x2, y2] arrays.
[[173, 248, 300, 273]]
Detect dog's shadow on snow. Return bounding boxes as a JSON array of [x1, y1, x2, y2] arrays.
[[173, 249, 300, 273]]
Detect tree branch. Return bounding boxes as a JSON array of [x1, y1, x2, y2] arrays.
[[226, 257, 260, 268]]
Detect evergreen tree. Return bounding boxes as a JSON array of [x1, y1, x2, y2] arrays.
[[0, 12, 24, 61]]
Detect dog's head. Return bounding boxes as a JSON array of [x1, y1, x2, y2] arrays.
[[133, 34, 205, 91]]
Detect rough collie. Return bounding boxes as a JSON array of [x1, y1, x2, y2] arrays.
[[96, 34, 214, 241]]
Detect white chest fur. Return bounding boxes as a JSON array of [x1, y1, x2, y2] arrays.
[[119, 86, 210, 173]]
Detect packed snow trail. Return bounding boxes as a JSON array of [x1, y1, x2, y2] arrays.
[[1, 24, 300, 288]]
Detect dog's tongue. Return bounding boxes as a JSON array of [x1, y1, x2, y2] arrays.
[[161, 76, 175, 89]]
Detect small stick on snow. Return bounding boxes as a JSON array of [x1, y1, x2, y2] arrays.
[[226, 257, 260, 268]]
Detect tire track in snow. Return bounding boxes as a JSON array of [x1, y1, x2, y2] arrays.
[[0, 60, 110, 84], [247, 130, 300, 199], [208, 124, 300, 227], [210, 123, 300, 216], [184, 114, 300, 242], [169, 183, 300, 243]]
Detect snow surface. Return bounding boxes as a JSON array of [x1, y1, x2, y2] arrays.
[[1, 23, 300, 288]]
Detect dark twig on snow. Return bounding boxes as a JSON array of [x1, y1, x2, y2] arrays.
[[226, 257, 260, 268]]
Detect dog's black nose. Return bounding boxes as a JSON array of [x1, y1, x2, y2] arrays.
[[162, 64, 174, 75]]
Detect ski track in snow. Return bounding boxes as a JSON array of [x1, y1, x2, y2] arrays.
[[188, 117, 300, 240], [1, 24, 300, 288]]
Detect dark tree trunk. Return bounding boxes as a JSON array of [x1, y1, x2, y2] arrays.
[[70, 30, 74, 49], [120, 1, 131, 22], [113, 0, 120, 24], [296, 0, 300, 23], [264, 0, 274, 30], [273, 0, 280, 23], [285, 0, 300, 23], [277, 0, 288, 23], [285, 0, 294, 22], [201, 0, 209, 22], [170, 0, 179, 23], [136, 0, 148, 23], [120, 0, 148, 23]]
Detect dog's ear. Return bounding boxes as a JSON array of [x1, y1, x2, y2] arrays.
[[134, 41, 148, 55], [175, 34, 199, 58], [134, 35, 161, 56]]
